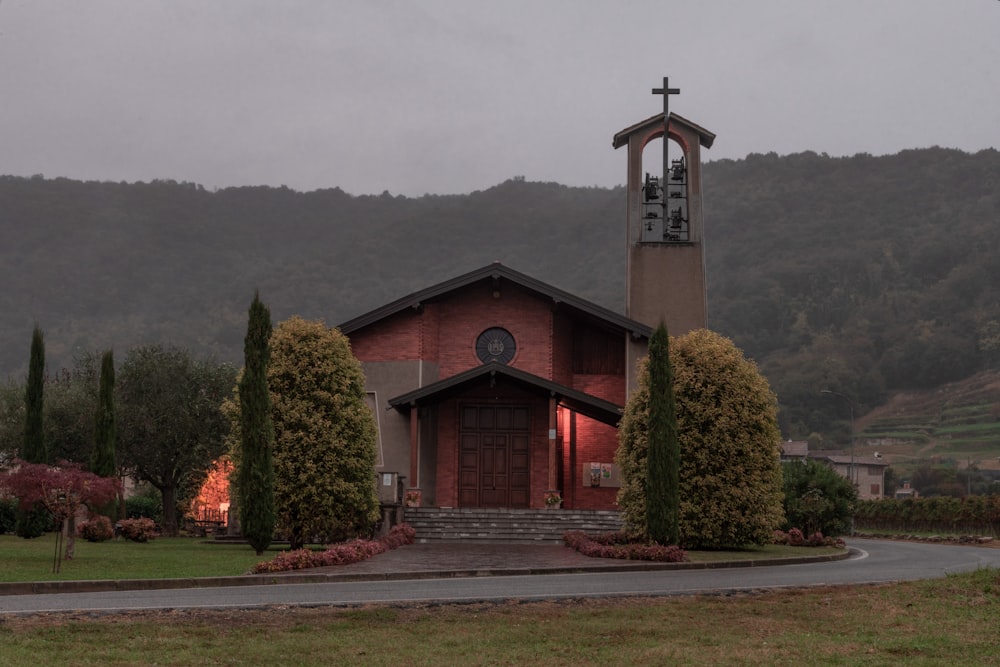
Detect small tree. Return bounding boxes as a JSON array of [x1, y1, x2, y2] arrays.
[[1, 460, 119, 571], [645, 323, 679, 545], [617, 329, 785, 548], [43, 363, 98, 465], [117, 345, 235, 536], [269, 316, 379, 550], [237, 291, 276, 555], [782, 459, 857, 536]]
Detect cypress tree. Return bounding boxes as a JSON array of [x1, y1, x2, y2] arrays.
[[91, 350, 117, 477], [22, 325, 47, 464], [645, 322, 680, 545], [17, 325, 50, 538], [237, 291, 276, 555]]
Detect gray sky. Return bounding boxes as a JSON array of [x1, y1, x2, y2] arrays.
[[1, 1, 998, 197]]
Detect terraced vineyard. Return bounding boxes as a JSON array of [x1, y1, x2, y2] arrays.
[[855, 370, 1000, 477]]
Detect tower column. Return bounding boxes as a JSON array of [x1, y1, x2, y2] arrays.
[[614, 85, 715, 393]]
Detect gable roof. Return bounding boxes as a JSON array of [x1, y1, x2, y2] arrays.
[[612, 112, 716, 150], [387, 361, 624, 426], [810, 453, 888, 468], [779, 440, 810, 458], [338, 261, 652, 339]]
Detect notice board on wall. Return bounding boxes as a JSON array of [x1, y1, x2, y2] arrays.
[[582, 462, 621, 488]]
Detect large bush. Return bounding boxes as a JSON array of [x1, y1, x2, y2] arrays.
[[78, 515, 114, 542], [781, 459, 856, 536], [267, 317, 380, 550], [617, 329, 785, 548], [125, 492, 162, 522], [118, 517, 158, 542]]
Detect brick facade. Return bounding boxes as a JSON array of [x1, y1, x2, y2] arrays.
[[343, 265, 648, 511]]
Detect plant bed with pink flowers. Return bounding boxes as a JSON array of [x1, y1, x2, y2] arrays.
[[563, 530, 688, 563], [249, 524, 416, 574]]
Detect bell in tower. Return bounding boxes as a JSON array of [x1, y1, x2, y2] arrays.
[[613, 78, 715, 376]]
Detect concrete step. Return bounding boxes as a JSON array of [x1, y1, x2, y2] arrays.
[[403, 508, 623, 544]]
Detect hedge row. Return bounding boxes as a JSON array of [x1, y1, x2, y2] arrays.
[[854, 496, 1000, 536]]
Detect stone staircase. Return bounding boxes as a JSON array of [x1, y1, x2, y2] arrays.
[[403, 507, 623, 544]]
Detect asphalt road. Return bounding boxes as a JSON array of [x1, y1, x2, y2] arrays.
[[2, 538, 998, 616]]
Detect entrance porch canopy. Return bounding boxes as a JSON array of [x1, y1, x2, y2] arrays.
[[387, 361, 623, 426]]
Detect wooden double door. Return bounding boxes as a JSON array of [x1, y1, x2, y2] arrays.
[[458, 405, 531, 507]]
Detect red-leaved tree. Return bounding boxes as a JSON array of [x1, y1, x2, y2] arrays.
[[1, 460, 120, 571]]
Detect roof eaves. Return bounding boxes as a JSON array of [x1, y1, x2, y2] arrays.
[[387, 362, 624, 426], [339, 262, 651, 339], [612, 112, 716, 150]]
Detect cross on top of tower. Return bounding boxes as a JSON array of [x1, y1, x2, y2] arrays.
[[651, 76, 680, 109], [651, 77, 680, 188]]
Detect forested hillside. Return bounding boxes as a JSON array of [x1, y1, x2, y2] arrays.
[[705, 148, 1000, 435], [2, 147, 998, 438]]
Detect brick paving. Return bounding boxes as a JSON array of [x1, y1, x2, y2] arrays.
[[295, 542, 676, 578]]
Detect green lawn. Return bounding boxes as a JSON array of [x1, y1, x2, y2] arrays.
[[0, 534, 276, 582]]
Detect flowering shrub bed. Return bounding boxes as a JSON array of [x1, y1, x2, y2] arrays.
[[250, 523, 416, 574], [118, 517, 159, 542], [78, 515, 115, 542], [772, 528, 844, 548], [563, 530, 687, 563]]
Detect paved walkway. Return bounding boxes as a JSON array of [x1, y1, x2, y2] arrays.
[[297, 542, 666, 578]]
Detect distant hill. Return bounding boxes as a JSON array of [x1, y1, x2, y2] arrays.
[[2, 147, 999, 446], [854, 369, 1000, 476]]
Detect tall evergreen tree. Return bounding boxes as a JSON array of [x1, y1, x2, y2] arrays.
[[237, 292, 276, 555], [17, 325, 50, 539], [22, 325, 47, 464], [91, 350, 117, 477], [645, 322, 680, 545]]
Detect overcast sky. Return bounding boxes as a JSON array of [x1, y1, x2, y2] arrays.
[[1, 1, 998, 197]]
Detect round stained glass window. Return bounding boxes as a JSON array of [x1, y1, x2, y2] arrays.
[[476, 327, 516, 365]]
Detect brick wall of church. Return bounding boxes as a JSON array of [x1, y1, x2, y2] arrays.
[[434, 400, 459, 507], [572, 373, 625, 404], [565, 413, 620, 511], [572, 417, 620, 510], [420, 303, 441, 361], [434, 282, 555, 379], [551, 311, 574, 386], [349, 310, 421, 362], [347, 276, 634, 512]]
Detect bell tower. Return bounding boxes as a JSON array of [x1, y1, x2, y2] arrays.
[[613, 78, 715, 336]]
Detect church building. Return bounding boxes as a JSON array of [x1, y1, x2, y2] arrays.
[[341, 96, 714, 512]]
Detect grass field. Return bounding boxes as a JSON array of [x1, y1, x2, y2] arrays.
[[0, 568, 997, 665], [0, 534, 277, 582]]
